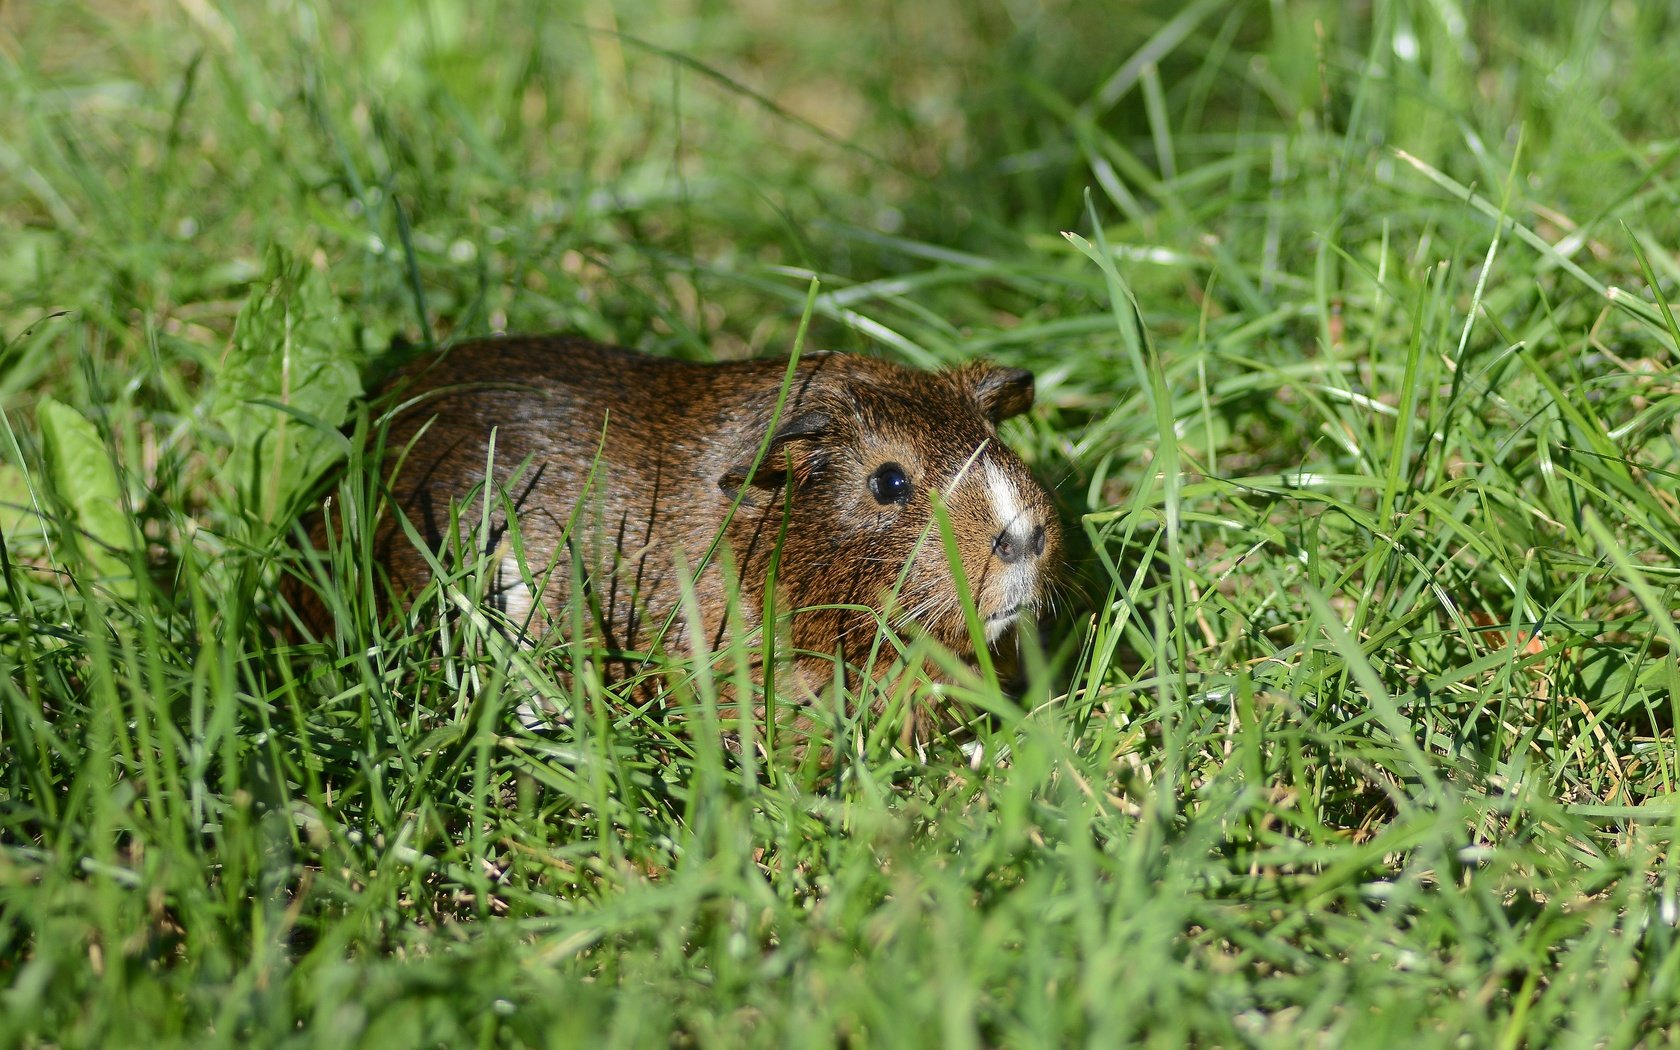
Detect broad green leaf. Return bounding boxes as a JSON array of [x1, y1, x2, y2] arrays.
[[211, 245, 361, 524], [37, 398, 141, 599], [0, 462, 42, 543]]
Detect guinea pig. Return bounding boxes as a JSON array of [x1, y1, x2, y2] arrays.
[[305, 335, 1061, 744]]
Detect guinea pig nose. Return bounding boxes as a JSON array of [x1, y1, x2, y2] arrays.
[[993, 523, 1046, 565]]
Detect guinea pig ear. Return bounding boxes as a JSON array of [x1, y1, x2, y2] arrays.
[[717, 409, 831, 503], [957, 362, 1036, 423]]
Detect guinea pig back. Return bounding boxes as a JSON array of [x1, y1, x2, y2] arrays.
[[333, 335, 1061, 728]]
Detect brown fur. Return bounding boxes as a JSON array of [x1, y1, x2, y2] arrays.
[[297, 335, 1061, 744]]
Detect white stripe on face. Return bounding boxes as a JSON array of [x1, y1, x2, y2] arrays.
[[981, 457, 1041, 643], [984, 458, 1026, 536]]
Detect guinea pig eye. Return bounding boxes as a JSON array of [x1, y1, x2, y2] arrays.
[[867, 462, 911, 505]]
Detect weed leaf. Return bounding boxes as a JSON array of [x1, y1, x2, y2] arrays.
[[212, 245, 360, 524], [37, 397, 140, 598]]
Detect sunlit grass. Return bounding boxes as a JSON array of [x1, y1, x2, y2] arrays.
[[4, 1, 1680, 1045]]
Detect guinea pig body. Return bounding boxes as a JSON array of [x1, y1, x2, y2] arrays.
[[349, 335, 1060, 732]]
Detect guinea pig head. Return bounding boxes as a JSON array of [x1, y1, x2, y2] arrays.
[[722, 357, 1061, 664]]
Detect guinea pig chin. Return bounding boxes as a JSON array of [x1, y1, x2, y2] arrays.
[[979, 567, 1043, 643]]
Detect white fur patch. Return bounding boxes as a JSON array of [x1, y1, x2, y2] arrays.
[[984, 459, 1025, 536], [466, 550, 571, 732], [496, 550, 534, 625]]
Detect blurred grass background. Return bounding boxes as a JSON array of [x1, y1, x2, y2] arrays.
[[4, 0, 1680, 1045]]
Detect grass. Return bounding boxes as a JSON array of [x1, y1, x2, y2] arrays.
[[4, 0, 1680, 1045]]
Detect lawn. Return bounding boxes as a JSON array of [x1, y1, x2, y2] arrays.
[[4, 1, 1680, 1045]]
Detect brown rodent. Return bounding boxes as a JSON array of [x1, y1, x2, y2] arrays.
[[303, 335, 1061, 743]]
